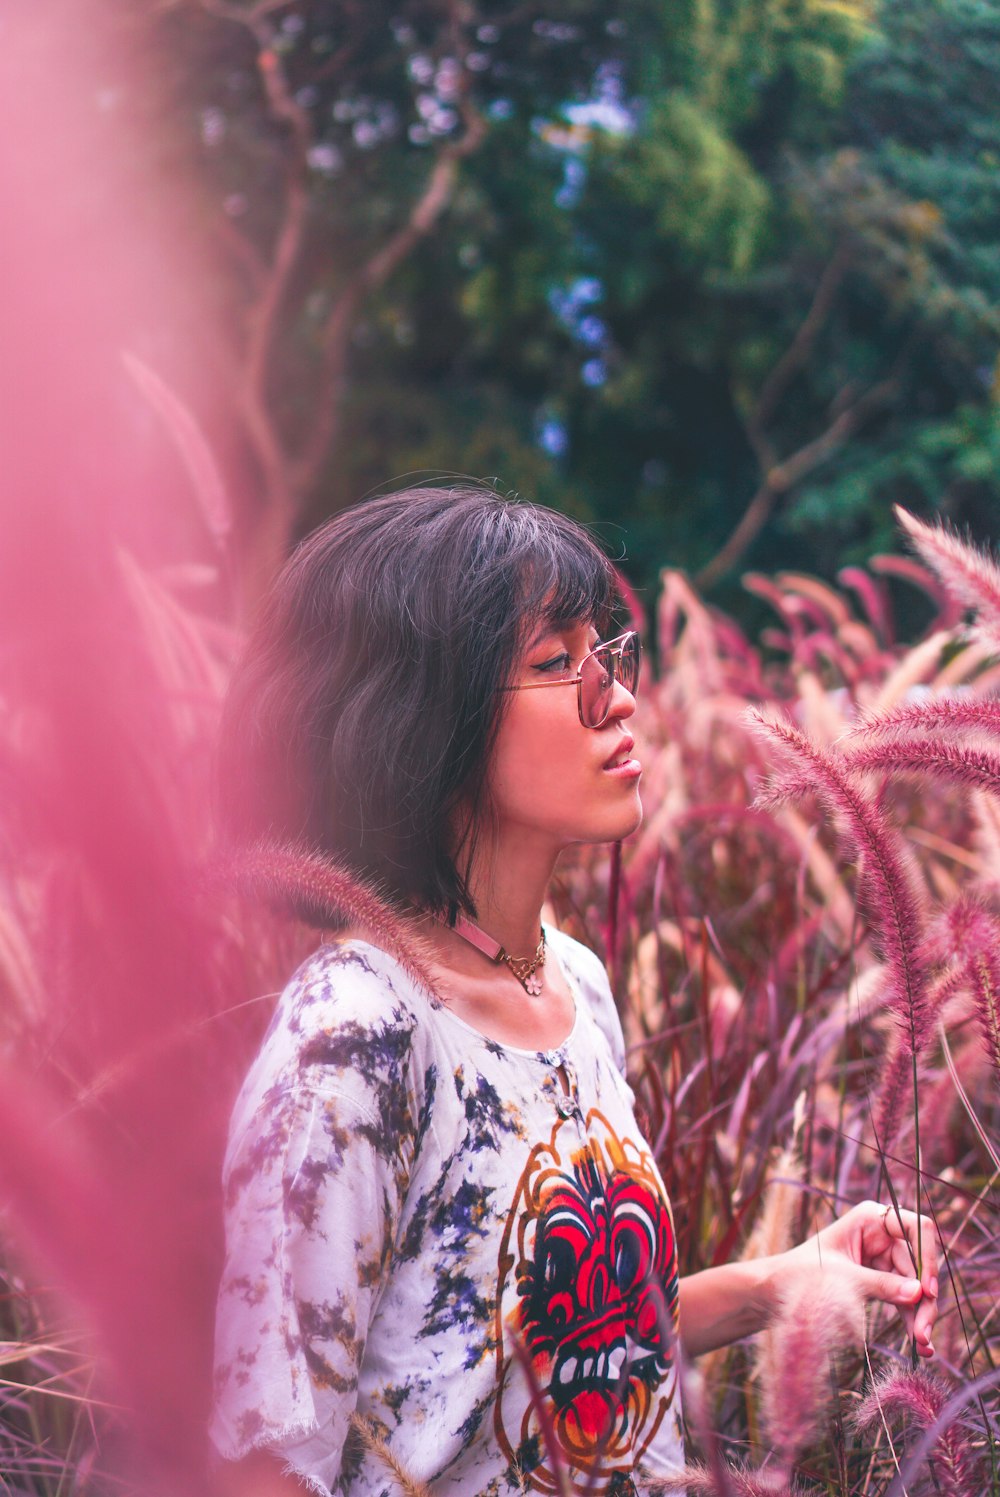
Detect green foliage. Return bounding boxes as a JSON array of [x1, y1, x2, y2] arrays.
[[148, 0, 1000, 608], [763, 0, 1000, 553], [601, 95, 771, 274]]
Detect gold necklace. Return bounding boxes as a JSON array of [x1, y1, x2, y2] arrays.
[[447, 912, 546, 996]]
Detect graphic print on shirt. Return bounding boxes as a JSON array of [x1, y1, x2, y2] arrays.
[[494, 1109, 680, 1495]]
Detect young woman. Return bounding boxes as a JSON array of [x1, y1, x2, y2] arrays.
[[210, 486, 937, 1497]]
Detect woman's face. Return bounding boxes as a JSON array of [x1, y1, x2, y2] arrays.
[[486, 617, 642, 857]]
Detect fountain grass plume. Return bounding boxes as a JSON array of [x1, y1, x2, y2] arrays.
[[895, 506, 1000, 655], [968, 948, 1000, 1089], [840, 737, 1000, 797], [927, 895, 1000, 1089], [846, 695, 1000, 743], [873, 1041, 914, 1157], [925, 893, 1000, 966], [226, 841, 438, 996], [854, 1368, 982, 1497], [758, 1271, 864, 1473], [748, 708, 932, 1061], [650, 1465, 794, 1495]]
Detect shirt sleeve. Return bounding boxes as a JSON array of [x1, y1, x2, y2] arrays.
[[209, 955, 425, 1493]]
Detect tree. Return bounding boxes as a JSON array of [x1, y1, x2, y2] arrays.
[[149, 0, 629, 593], [140, 0, 1000, 606], [552, 0, 1000, 597]]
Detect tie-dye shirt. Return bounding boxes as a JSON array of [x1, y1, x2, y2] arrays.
[[211, 927, 684, 1496]]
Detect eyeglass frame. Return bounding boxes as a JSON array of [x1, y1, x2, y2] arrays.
[[501, 630, 641, 729]]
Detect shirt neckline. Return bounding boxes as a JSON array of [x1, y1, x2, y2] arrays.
[[336, 923, 583, 1061]]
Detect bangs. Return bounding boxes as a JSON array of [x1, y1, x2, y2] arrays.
[[511, 516, 618, 640]]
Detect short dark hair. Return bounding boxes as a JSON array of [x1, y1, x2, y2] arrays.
[[220, 484, 618, 918]]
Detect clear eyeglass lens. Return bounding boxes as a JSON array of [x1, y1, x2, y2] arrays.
[[580, 650, 613, 727], [621, 632, 640, 693], [579, 633, 641, 727]]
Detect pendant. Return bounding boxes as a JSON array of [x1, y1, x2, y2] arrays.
[[524, 972, 543, 996]]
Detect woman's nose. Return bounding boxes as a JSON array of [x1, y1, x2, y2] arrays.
[[607, 676, 636, 721]]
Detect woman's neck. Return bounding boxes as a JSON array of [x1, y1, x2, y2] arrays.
[[462, 831, 558, 957]]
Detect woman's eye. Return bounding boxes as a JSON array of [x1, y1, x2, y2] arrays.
[[535, 652, 572, 674]]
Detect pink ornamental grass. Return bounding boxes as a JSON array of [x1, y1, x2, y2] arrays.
[[748, 709, 932, 1064], [758, 1271, 865, 1472], [837, 565, 895, 649], [926, 895, 1000, 1090], [651, 1465, 795, 1495], [895, 506, 1000, 655], [840, 737, 1000, 798], [854, 1368, 983, 1496], [846, 695, 1000, 744], [228, 841, 437, 994], [869, 551, 964, 635]]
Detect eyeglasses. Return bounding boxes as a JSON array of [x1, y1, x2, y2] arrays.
[[504, 630, 641, 729]]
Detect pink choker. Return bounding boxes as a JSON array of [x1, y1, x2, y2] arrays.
[[447, 913, 546, 996]]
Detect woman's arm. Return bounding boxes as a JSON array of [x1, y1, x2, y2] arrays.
[[678, 1257, 776, 1357], [679, 1200, 939, 1359]]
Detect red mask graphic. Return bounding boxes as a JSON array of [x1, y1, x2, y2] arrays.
[[495, 1110, 680, 1494]]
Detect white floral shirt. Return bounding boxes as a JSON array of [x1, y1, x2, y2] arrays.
[[211, 927, 684, 1495]]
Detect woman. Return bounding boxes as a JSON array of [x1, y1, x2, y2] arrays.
[[211, 486, 937, 1496]]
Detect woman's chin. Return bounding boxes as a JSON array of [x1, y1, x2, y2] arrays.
[[587, 794, 644, 846]]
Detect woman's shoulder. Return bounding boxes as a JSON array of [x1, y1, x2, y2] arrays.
[[225, 940, 439, 1171], [231, 941, 432, 1108], [545, 925, 627, 1074], [282, 937, 427, 1023]]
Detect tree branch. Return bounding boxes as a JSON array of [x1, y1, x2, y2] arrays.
[[243, 35, 312, 412], [695, 244, 900, 592], [695, 368, 905, 592], [194, 0, 492, 584], [211, 213, 267, 293], [750, 238, 853, 437], [309, 0, 367, 85], [290, 10, 488, 494], [195, 0, 312, 521]]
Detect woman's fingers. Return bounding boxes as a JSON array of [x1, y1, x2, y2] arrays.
[[855, 1263, 923, 1309], [852, 1261, 937, 1357], [879, 1204, 939, 1297], [891, 1238, 918, 1280], [814, 1202, 940, 1356]]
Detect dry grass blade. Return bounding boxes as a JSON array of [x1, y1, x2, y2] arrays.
[[348, 1413, 433, 1497]]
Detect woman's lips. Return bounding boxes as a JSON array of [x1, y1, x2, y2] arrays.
[[602, 738, 641, 775]]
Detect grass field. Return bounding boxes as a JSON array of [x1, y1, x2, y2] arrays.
[[1, 505, 997, 1495]]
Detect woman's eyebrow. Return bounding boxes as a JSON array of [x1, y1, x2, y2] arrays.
[[525, 624, 563, 650], [526, 624, 600, 654]]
